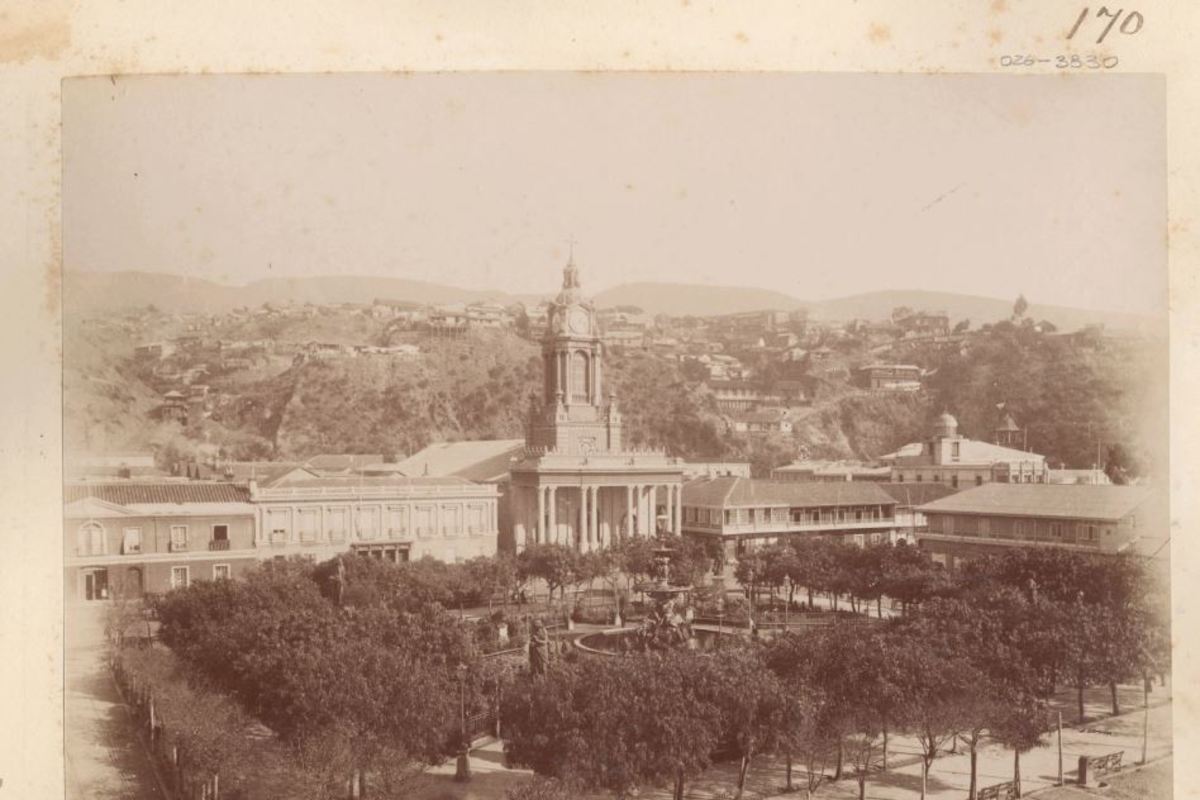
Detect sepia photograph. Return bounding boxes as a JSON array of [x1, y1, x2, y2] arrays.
[[59, 71, 1171, 799]]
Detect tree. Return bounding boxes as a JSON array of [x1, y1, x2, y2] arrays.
[[843, 543, 887, 617], [502, 652, 724, 799], [517, 544, 579, 605], [885, 624, 981, 800], [704, 648, 795, 798], [879, 541, 952, 615], [680, 358, 710, 382], [763, 632, 837, 799], [1012, 294, 1029, 320], [734, 549, 769, 614], [466, 554, 519, 611], [152, 561, 477, 793], [953, 319, 971, 334], [991, 695, 1047, 797], [788, 538, 837, 609]]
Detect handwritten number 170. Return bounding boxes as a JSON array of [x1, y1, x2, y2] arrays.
[[1067, 7, 1144, 43]]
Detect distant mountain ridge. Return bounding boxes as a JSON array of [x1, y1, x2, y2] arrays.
[[65, 270, 1157, 332]]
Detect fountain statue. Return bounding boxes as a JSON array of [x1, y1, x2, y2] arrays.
[[631, 531, 695, 651]]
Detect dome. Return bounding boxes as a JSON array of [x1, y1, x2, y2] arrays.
[[933, 412, 959, 438]]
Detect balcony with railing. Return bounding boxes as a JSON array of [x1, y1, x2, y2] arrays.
[[685, 515, 897, 536], [208, 539, 231, 551]]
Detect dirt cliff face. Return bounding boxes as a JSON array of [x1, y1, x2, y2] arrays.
[[271, 331, 541, 459], [786, 392, 930, 462]]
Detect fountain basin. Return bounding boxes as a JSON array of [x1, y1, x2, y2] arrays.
[[573, 624, 745, 656]]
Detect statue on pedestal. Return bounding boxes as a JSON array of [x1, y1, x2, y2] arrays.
[[529, 620, 551, 677]]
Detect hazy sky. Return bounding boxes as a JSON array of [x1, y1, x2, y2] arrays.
[[63, 73, 1166, 314]]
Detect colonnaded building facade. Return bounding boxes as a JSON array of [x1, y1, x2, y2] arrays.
[[509, 259, 685, 552]]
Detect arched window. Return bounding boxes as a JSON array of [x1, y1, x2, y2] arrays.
[[571, 351, 589, 403], [78, 522, 106, 556]]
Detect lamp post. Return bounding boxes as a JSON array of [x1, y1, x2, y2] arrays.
[[716, 595, 725, 650], [455, 664, 471, 783], [782, 575, 792, 630]]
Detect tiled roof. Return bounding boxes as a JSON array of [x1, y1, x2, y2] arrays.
[[64, 482, 251, 505], [393, 439, 525, 482], [879, 482, 958, 507], [683, 477, 898, 509], [916, 483, 1153, 521]]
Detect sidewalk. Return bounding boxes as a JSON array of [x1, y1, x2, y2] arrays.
[[65, 603, 166, 800], [642, 699, 1173, 800]]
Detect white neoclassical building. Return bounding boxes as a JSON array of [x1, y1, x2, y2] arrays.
[[508, 258, 684, 552]]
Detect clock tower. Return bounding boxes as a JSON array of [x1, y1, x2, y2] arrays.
[[509, 254, 684, 555], [527, 255, 622, 454]]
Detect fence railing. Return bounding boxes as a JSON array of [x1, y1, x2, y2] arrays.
[[111, 656, 222, 800]]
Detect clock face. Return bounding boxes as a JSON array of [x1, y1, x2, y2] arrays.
[[568, 307, 590, 334]]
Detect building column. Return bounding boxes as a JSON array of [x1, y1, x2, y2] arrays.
[[625, 484, 634, 542], [548, 486, 558, 545], [674, 482, 683, 536], [638, 485, 649, 536], [590, 486, 600, 550], [512, 488, 523, 550], [578, 486, 588, 552], [536, 485, 545, 544]]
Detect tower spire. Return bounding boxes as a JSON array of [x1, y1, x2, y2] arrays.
[[562, 237, 581, 290]]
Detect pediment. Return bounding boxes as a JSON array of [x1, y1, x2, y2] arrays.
[[64, 496, 138, 519]]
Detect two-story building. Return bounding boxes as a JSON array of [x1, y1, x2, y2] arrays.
[[855, 363, 922, 392], [249, 472, 500, 564], [914, 483, 1158, 568], [894, 310, 950, 338], [681, 477, 900, 561], [64, 482, 257, 601]]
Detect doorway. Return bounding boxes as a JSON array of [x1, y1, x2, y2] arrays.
[[124, 567, 144, 597], [83, 569, 109, 601]]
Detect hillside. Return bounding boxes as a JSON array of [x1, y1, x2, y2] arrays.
[[591, 282, 805, 317], [272, 331, 541, 458]]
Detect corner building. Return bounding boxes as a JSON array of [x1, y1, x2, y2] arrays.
[[509, 258, 684, 552]]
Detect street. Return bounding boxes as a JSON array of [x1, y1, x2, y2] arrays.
[[65, 603, 165, 800]]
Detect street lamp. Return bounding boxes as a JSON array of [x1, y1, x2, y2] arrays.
[[782, 575, 792, 630], [715, 595, 725, 650]]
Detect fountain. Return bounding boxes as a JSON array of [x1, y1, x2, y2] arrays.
[[575, 523, 739, 655]]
